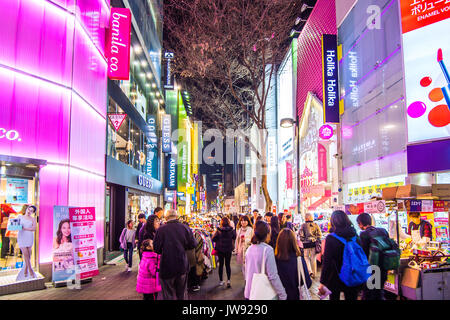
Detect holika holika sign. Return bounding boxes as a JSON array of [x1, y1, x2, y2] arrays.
[[321, 34, 340, 123]]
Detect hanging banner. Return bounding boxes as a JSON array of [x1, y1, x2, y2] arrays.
[[52, 206, 75, 283], [286, 161, 293, 190], [162, 114, 172, 153], [108, 113, 127, 131], [6, 178, 28, 204], [164, 52, 175, 90], [69, 207, 99, 280], [321, 34, 340, 123], [106, 8, 132, 80], [165, 154, 177, 190], [146, 115, 159, 179], [318, 142, 328, 183]]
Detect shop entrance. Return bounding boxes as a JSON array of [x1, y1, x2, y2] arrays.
[[0, 159, 40, 283], [127, 188, 158, 225]]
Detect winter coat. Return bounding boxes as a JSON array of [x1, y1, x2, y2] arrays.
[[212, 226, 236, 253], [276, 252, 312, 300], [299, 221, 322, 248], [153, 220, 197, 280], [235, 227, 253, 265], [194, 231, 205, 276], [319, 226, 361, 292], [119, 228, 136, 250], [136, 251, 161, 294]]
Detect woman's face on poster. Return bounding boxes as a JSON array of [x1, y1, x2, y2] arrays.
[[62, 222, 71, 238]]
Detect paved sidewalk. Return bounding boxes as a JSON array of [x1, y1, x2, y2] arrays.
[[0, 252, 321, 300]]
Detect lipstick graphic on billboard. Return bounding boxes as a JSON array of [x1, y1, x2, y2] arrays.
[[106, 8, 132, 80]]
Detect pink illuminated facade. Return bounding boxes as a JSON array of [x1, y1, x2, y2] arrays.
[[0, 0, 109, 278]]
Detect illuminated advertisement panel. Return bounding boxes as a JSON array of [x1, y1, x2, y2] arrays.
[[401, 0, 450, 143]]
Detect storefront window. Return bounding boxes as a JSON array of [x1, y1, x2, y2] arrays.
[[127, 190, 158, 224], [107, 98, 150, 174], [0, 171, 37, 273]]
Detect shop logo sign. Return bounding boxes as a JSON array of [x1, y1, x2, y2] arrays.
[[162, 114, 172, 153], [108, 113, 127, 131], [106, 8, 132, 80], [319, 124, 334, 139], [138, 175, 153, 190], [0, 128, 22, 142]]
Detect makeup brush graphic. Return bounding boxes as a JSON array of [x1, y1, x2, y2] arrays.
[[437, 48, 450, 109]]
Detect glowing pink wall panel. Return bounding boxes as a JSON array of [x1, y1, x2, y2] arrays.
[[0, 0, 109, 265], [69, 94, 106, 175], [296, 0, 337, 120]]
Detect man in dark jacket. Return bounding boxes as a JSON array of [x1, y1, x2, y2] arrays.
[[135, 213, 146, 260], [153, 209, 196, 300], [357, 213, 389, 300]]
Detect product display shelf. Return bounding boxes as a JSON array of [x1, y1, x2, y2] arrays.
[[0, 269, 45, 295]]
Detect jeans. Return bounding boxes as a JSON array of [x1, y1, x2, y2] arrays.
[[304, 248, 317, 277], [143, 292, 158, 300], [160, 273, 188, 300], [217, 251, 232, 282], [124, 242, 133, 268], [1, 229, 10, 258]]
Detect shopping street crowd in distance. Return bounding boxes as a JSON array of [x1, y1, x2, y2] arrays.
[[119, 207, 396, 300]]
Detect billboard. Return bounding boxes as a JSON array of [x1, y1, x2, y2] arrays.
[[401, 0, 450, 143]]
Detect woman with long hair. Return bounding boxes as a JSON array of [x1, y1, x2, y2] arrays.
[[119, 220, 136, 272], [244, 221, 287, 300], [140, 215, 161, 242], [16, 205, 37, 279], [275, 229, 311, 300], [212, 217, 236, 288], [53, 219, 72, 250], [318, 210, 361, 300], [268, 216, 280, 249], [235, 215, 253, 276]]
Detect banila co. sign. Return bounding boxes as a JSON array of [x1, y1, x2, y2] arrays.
[[138, 175, 153, 190], [107, 8, 132, 80]]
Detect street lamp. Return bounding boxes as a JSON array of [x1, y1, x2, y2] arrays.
[[280, 117, 297, 128], [301, 4, 314, 12]]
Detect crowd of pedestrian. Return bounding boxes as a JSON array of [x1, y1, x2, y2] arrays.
[[118, 207, 397, 301]]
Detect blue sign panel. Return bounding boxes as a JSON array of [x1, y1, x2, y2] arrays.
[[162, 114, 172, 153], [322, 34, 339, 123], [146, 115, 159, 179], [165, 154, 177, 190]]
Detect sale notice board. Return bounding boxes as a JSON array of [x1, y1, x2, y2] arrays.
[[68, 207, 99, 279]]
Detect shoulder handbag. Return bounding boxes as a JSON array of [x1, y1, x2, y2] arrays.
[[297, 256, 312, 300], [249, 247, 278, 300]]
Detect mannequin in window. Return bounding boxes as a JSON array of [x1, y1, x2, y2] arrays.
[[16, 205, 37, 280], [407, 212, 432, 248]]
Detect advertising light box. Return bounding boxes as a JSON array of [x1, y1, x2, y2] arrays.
[[401, 0, 450, 143]]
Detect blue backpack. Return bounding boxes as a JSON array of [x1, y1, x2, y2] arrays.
[[331, 233, 370, 287]]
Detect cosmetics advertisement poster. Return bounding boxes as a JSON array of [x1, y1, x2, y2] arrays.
[[69, 207, 99, 280], [52, 206, 75, 282], [400, 0, 450, 143]]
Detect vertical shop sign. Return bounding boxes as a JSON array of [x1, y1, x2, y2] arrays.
[[322, 34, 340, 123], [166, 154, 177, 190], [318, 143, 328, 182], [106, 8, 131, 80], [6, 178, 28, 203], [108, 113, 127, 131], [286, 161, 293, 190], [52, 206, 75, 282], [69, 207, 99, 280], [245, 157, 251, 184], [162, 114, 172, 153], [400, 0, 450, 143], [146, 115, 158, 179], [409, 200, 422, 212], [164, 52, 175, 89]]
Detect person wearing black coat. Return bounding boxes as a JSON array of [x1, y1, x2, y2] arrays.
[[268, 216, 280, 249], [212, 217, 236, 288], [153, 210, 196, 300], [275, 229, 312, 300], [319, 210, 362, 301]]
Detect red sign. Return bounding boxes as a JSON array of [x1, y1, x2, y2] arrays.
[[108, 113, 127, 131], [106, 8, 132, 80], [400, 0, 450, 34], [434, 200, 450, 212], [69, 207, 99, 280], [318, 143, 328, 183], [286, 161, 293, 190]]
